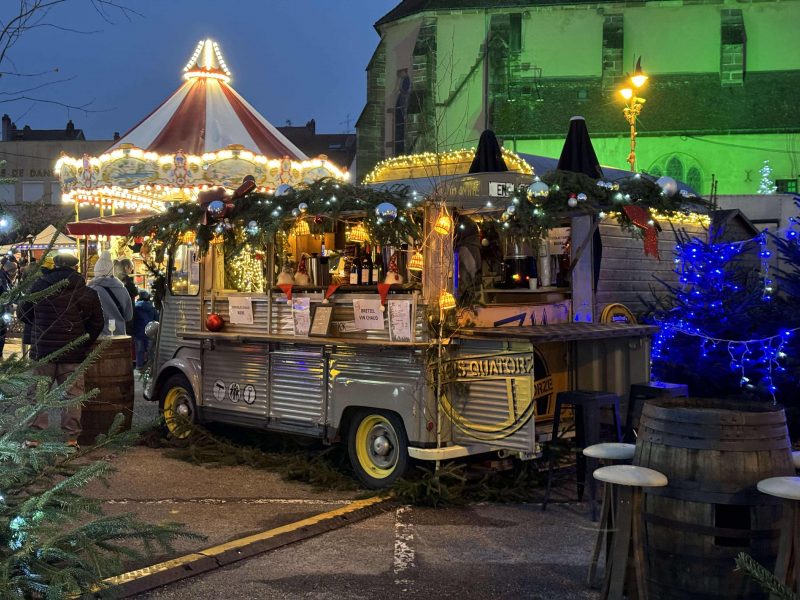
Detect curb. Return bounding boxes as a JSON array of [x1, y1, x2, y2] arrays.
[[99, 495, 393, 598]]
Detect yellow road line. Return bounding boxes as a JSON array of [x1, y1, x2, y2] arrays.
[[103, 494, 389, 589]]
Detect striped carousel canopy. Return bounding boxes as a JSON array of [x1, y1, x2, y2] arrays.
[[110, 39, 307, 159], [56, 39, 346, 212]]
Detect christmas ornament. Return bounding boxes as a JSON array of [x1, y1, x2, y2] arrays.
[[439, 291, 456, 311], [527, 179, 550, 199], [507, 204, 516, 214], [246, 220, 259, 235], [144, 321, 160, 338], [384, 251, 404, 284], [207, 199, 227, 218], [291, 208, 300, 217], [434, 210, 452, 236], [232, 175, 256, 199], [314, 214, 324, 224], [347, 223, 368, 243], [577, 193, 587, 202], [501, 211, 510, 222], [656, 176, 678, 197], [294, 254, 310, 286], [597, 180, 609, 189], [568, 195, 578, 208], [408, 251, 424, 271], [298, 202, 309, 213], [623, 205, 660, 259], [375, 202, 398, 221], [206, 313, 225, 332], [481, 238, 490, 247], [275, 183, 293, 197]]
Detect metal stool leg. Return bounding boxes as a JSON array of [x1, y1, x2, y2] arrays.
[[588, 480, 614, 588], [542, 400, 563, 512]]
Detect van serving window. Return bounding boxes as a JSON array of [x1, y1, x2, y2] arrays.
[[169, 244, 200, 296]]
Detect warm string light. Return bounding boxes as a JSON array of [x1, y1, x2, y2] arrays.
[[228, 245, 265, 292], [347, 223, 369, 243], [408, 251, 424, 271]]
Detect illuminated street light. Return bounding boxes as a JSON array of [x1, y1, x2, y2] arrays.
[[619, 57, 648, 171]]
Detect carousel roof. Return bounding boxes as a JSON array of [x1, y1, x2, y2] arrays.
[[109, 39, 307, 159]]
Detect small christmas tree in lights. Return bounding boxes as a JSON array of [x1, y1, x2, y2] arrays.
[[650, 228, 787, 400], [758, 160, 778, 195], [228, 245, 265, 292]]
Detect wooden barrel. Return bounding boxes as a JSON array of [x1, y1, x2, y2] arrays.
[[635, 398, 794, 600], [79, 336, 134, 446]]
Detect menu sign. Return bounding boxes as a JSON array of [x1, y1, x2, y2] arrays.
[[352, 298, 385, 331], [309, 305, 334, 337], [292, 297, 311, 336], [388, 299, 412, 342], [228, 296, 254, 325]]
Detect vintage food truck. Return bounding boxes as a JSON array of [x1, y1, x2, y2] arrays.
[[139, 142, 708, 489]]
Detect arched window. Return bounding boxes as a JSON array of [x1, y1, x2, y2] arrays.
[[687, 167, 703, 194], [649, 165, 663, 178], [666, 156, 684, 181], [394, 74, 411, 155]]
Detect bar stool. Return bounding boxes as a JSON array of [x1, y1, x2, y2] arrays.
[[793, 451, 800, 473], [583, 443, 636, 588], [594, 465, 668, 600], [757, 476, 800, 596], [543, 390, 623, 520]]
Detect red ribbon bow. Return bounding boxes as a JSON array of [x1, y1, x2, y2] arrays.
[[623, 205, 660, 260]]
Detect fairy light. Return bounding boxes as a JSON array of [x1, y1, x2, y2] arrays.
[[347, 223, 368, 243], [293, 219, 310, 236], [439, 291, 456, 311], [434, 210, 453, 236], [409, 251, 424, 271]]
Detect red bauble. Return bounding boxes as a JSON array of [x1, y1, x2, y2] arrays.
[[314, 214, 324, 224], [206, 313, 225, 332]]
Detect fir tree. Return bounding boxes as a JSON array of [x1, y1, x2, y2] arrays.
[[0, 256, 199, 599], [758, 160, 778, 195]]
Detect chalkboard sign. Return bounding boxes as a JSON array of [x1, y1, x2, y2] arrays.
[[308, 304, 334, 337]]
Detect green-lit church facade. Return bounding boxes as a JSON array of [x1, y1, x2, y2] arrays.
[[356, 0, 799, 196]]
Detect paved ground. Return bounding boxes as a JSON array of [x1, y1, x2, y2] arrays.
[[8, 337, 602, 599]]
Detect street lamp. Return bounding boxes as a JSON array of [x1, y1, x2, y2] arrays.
[[619, 57, 648, 171]]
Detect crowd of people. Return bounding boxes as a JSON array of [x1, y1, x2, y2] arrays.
[[0, 249, 159, 446]]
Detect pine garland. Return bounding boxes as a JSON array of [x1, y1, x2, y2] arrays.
[[735, 552, 798, 599]]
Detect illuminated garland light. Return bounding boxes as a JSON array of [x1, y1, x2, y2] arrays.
[[408, 251, 424, 271], [439, 291, 456, 311], [347, 223, 368, 243], [229, 245, 265, 292], [364, 147, 533, 183]]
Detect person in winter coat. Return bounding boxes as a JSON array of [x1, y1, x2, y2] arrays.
[[114, 258, 137, 334], [0, 260, 17, 357], [88, 251, 133, 336], [133, 290, 158, 370], [17, 253, 104, 444]]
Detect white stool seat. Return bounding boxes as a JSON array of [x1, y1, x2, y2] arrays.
[[583, 443, 635, 461], [758, 476, 800, 501], [792, 450, 800, 469], [593, 465, 668, 488]]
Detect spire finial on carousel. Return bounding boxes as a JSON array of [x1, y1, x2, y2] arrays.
[[183, 38, 231, 83]]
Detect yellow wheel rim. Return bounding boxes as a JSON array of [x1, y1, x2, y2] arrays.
[[163, 387, 193, 439], [355, 414, 398, 480]]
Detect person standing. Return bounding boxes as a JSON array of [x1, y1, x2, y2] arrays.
[[114, 258, 137, 335], [133, 290, 158, 370], [17, 253, 104, 445], [89, 252, 133, 336]]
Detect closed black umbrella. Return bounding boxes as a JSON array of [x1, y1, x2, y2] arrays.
[[556, 116, 604, 179], [469, 130, 508, 173]]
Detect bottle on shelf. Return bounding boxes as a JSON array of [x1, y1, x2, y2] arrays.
[[349, 256, 359, 285], [361, 244, 373, 285], [371, 245, 381, 284]]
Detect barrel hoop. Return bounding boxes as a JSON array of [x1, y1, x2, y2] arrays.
[[644, 485, 778, 504], [638, 422, 789, 440], [637, 430, 790, 451], [641, 402, 786, 426], [643, 512, 779, 539]]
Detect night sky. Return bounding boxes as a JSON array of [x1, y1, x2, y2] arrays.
[[1, 1, 398, 140]]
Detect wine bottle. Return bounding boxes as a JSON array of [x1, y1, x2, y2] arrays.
[[371, 245, 381, 284], [349, 256, 359, 285], [361, 244, 373, 285]]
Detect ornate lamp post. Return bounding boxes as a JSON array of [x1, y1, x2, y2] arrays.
[[619, 58, 648, 171]]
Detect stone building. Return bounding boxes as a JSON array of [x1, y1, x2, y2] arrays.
[[356, 0, 800, 195], [278, 119, 357, 172], [0, 115, 113, 228]]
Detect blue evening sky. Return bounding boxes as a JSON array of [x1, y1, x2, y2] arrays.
[[1, 1, 398, 140]]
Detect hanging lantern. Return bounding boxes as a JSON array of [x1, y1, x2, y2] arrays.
[[293, 219, 310, 236], [347, 223, 368, 243], [408, 251, 424, 272], [439, 291, 456, 311], [434, 210, 453, 236]]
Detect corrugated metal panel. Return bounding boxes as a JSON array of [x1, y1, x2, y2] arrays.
[[270, 348, 326, 425], [206, 293, 427, 342], [157, 296, 201, 365], [202, 343, 269, 421], [327, 346, 429, 441]]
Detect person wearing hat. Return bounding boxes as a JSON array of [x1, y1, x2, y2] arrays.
[[88, 251, 133, 337], [17, 252, 104, 446], [133, 289, 158, 370], [0, 259, 17, 357]]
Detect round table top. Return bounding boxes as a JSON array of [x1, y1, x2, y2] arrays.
[[792, 450, 800, 469], [757, 476, 800, 501], [593, 465, 668, 488], [583, 443, 636, 460]]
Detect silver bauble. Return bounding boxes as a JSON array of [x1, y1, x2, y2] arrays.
[[375, 202, 398, 221], [507, 204, 516, 215], [207, 200, 226, 217], [568, 197, 578, 208], [275, 183, 293, 197], [656, 176, 678, 197], [298, 202, 309, 213], [577, 193, 588, 202], [527, 180, 550, 199], [144, 320, 160, 339], [291, 208, 300, 217]]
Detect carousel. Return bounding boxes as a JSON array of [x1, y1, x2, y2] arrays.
[[59, 38, 347, 273]]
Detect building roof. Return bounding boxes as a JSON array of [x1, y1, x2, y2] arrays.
[[376, 0, 606, 27], [2, 115, 86, 142], [109, 39, 307, 159], [277, 120, 356, 170], [497, 71, 800, 138]]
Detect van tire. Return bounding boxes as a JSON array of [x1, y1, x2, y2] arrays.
[[158, 373, 197, 440], [347, 410, 408, 489]]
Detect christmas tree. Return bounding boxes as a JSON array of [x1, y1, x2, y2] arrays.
[[758, 160, 778, 195], [649, 229, 783, 400], [0, 259, 197, 598]]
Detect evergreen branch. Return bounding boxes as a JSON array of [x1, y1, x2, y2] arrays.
[[735, 552, 798, 600]]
